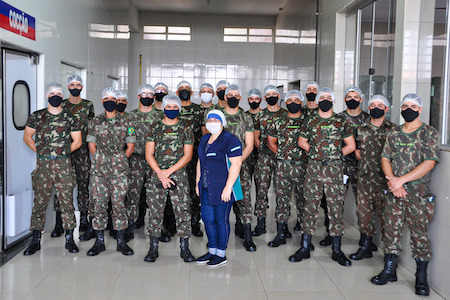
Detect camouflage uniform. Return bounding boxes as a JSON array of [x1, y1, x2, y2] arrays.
[[381, 123, 439, 261], [54, 99, 94, 212], [27, 108, 80, 231], [246, 111, 259, 179], [268, 113, 307, 223], [127, 109, 161, 220], [86, 113, 136, 230], [338, 110, 370, 198], [253, 108, 286, 218], [300, 113, 353, 236], [223, 109, 254, 225], [146, 119, 194, 238], [355, 119, 395, 237], [301, 106, 318, 120]]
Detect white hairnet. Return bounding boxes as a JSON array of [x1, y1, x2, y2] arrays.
[[102, 87, 118, 100], [216, 80, 230, 90], [345, 86, 363, 98], [284, 89, 304, 102], [117, 91, 127, 99], [162, 93, 181, 110], [138, 84, 154, 95], [401, 93, 423, 108], [305, 81, 319, 92], [264, 85, 279, 96], [177, 80, 192, 90], [154, 82, 168, 91], [46, 83, 64, 97], [67, 75, 83, 86], [368, 95, 390, 108], [248, 88, 262, 98], [206, 109, 227, 127], [200, 83, 214, 91], [225, 84, 242, 96], [315, 87, 335, 104]]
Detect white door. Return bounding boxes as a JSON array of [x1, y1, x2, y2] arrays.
[[2, 49, 37, 249]]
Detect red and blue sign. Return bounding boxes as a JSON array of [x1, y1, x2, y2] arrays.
[[0, 1, 35, 41]]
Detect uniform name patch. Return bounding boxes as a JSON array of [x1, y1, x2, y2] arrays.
[[396, 142, 414, 146]]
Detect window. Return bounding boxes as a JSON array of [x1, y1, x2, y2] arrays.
[[275, 29, 316, 44], [143, 26, 191, 41], [89, 24, 130, 39], [12, 81, 30, 130], [223, 27, 273, 43]]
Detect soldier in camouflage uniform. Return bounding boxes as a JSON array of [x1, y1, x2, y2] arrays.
[[289, 88, 355, 266], [177, 81, 205, 237], [23, 83, 82, 256], [199, 82, 215, 110], [216, 80, 229, 110], [223, 84, 257, 252], [116, 90, 128, 116], [266, 90, 307, 247], [371, 94, 439, 297], [51, 75, 95, 237], [153, 82, 168, 112], [350, 95, 395, 261], [144, 94, 195, 263], [253, 85, 286, 237], [85, 88, 136, 256], [302, 81, 319, 118]]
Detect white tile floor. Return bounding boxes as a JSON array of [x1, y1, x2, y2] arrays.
[[0, 204, 445, 300]]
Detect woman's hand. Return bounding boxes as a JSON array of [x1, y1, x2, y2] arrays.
[[221, 185, 233, 202]]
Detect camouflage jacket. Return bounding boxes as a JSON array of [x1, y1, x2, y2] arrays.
[[179, 103, 203, 147], [338, 110, 370, 166], [223, 109, 254, 148], [268, 113, 307, 161], [129, 108, 162, 155], [146, 119, 194, 170], [26, 108, 80, 157], [381, 123, 440, 185], [87, 113, 136, 177], [62, 99, 94, 145], [254, 108, 286, 154], [300, 112, 353, 161], [246, 110, 259, 165], [301, 106, 319, 120]]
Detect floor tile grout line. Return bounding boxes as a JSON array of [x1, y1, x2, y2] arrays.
[[251, 250, 270, 300]]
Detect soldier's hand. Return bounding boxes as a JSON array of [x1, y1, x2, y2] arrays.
[[386, 176, 406, 192], [221, 186, 232, 202], [157, 169, 172, 181], [161, 177, 175, 189], [392, 186, 407, 199]]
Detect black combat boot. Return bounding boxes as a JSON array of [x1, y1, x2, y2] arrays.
[[79, 217, 97, 241], [235, 217, 245, 239], [65, 229, 79, 253], [359, 232, 378, 251], [109, 228, 117, 239], [293, 219, 302, 231], [252, 217, 266, 236], [79, 210, 89, 232], [284, 225, 292, 238], [51, 212, 64, 237], [159, 226, 171, 242], [124, 219, 135, 242], [191, 213, 203, 237], [23, 230, 41, 256], [268, 222, 287, 247], [134, 207, 146, 229], [350, 233, 373, 260], [320, 234, 332, 246], [331, 236, 351, 266], [180, 238, 195, 262], [243, 224, 256, 252], [87, 230, 106, 256], [371, 254, 398, 285], [117, 230, 134, 256], [144, 237, 159, 262], [289, 234, 311, 262], [415, 259, 430, 296]]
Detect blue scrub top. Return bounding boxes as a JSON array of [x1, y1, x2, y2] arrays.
[[198, 130, 242, 205]]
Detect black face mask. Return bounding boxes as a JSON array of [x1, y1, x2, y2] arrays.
[[306, 92, 316, 102], [116, 103, 127, 112], [318, 100, 333, 112], [249, 101, 260, 109], [140, 97, 154, 107], [401, 108, 419, 122], [103, 100, 117, 112], [178, 89, 191, 101], [370, 107, 385, 119], [217, 90, 226, 100], [266, 96, 279, 106], [227, 97, 239, 108], [69, 88, 82, 97], [48, 95, 63, 107], [346, 99, 360, 109], [287, 102, 301, 114], [155, 92, 166, 101]]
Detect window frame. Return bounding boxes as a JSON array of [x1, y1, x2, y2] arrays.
[[12, 80, 30, 131]]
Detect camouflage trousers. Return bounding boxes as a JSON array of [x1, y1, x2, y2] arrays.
[[127, 154, 152, 220], [247, 148, 258, 181], [302, 160, 345, 236], [274, 160, 306, 223], [383, 183, 435, 261], [146, 169, 192, 238], [54, 145, 91, 212], [30, 158, 76, 231], [343, 163, 358, 200], [254, 151, 277, 218], [356, 177, 387, 237], [232, 161, 253, 225], [91, 174, 128, 231], [186, 152, 200, 217]]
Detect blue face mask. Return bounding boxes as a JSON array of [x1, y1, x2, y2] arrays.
[[164, 109, 179, 119]]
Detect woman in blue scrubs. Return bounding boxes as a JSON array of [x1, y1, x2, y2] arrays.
[[195, 110, 243, 267]]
